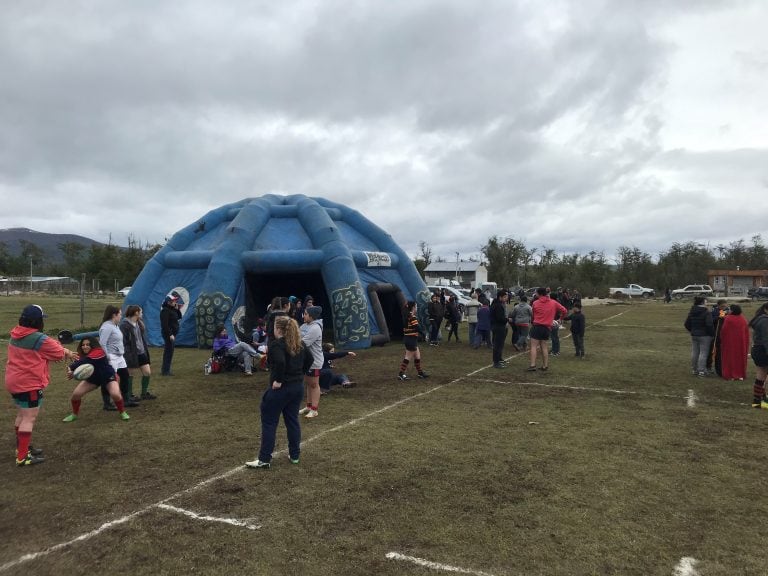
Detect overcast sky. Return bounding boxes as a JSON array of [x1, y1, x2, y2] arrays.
[[1, 0, 766, 262]]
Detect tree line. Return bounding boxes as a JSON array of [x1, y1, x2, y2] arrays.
[[0, 235, 161, 291], [415, 235, 768, 296], [4, 231, 766, 298]]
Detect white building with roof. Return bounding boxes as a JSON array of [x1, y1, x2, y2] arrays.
[[423, 260, 487, 289]]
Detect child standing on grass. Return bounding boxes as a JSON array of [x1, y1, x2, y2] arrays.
[[398, 301, 429, 381], [475, 300, 491, 349], [63, 338, 130, 422], [564, 304, 586, 358], [5, 304, 78, 466]]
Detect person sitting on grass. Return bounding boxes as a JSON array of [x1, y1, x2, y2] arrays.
[[213, 325, 262, 376], [63, 337, 130, 422], [320, 342, 357, 394]]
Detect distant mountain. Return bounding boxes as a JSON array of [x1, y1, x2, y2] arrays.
[[0, 228, 109, 264]]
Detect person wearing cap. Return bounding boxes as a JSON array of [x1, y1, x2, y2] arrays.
[[160, 292, 184, 376], [299, 305, 324, 419], [5, 304, 78, 466]]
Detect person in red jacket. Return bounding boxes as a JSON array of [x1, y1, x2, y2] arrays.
[[527, 287, 568, 372], [5, 305, 78, 466]]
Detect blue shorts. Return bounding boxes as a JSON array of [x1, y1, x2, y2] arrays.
[[11, 389, 44, 409]]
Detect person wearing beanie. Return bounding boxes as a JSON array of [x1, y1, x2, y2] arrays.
[[5, 305, 78, 466], [160, 292, 183, 376], [299, 305, 324, 418]]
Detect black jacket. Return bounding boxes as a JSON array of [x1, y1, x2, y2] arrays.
[[119, 319, 150, 368], [684, 305, 714, 337], [268, 338, 313, 386], [160, 304, 181, 339], [490, 299, 508, 329]]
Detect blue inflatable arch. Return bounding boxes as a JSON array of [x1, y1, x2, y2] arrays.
[[124, 194, 431, 350]]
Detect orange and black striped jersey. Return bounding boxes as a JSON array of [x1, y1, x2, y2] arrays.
[[403, 315, 420, 338]]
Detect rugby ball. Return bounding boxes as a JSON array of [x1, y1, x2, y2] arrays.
[[73, 364, 95, 381]]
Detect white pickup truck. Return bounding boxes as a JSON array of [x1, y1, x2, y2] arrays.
[[609, 284, 655, 298]]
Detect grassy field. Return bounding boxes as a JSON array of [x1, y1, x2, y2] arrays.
[[0, 296, 767, 575]]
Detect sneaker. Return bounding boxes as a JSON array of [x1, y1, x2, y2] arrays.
[[397, 373, 408, 381], [493, 363, 505, 369], [129, 395, 142, 403], [62, 413, 78, 423], [289, 457, 300, 465], [417, 372, 430, 379], [526, 366, 537, 372], [751, 400, 768, 409], [539, 366, 549, 372], [341, 380, 356, 388], [120, 411, 131, 421], [103, 403, 118, 412], [245, 459, 271, 469], [140, 392, 157, 400], [697, 372, 707, 377], [16, 453, 45, 466], [304, 409, 319, 419], [125, 400, 140, 408], [28, 446, 43, 457], [298, 406, 311, 415]]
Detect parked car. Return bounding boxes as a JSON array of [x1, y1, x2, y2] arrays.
[[426, 285, 471, 316], [609, 284, 655, 298], [671, 284, 713, 299], [750, 286, 768, 300], [117, 286, 132, 297]]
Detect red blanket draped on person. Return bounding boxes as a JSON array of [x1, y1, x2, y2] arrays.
[[719, 313, 750, 380]]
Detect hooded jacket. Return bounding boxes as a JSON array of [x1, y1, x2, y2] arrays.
[[684, 305, 715, 337], [300, 318, 324, 370], [5, 326, 69, 394]]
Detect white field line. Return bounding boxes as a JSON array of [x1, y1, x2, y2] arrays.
[[0, 378, 469, 572], [673, 556, 700, 576], [473, 377, 752, 408], [155, 503, 261, 530], [0, 307, 665, 573], [385, 552, 497, 576], [687, 389, 697, 408]]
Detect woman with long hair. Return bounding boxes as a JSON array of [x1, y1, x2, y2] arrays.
[[62, 337, 130, 422], [99, 305, 138, 408], [246, 316, 312, 469], [748, 302, 768, 409], [120, 305, 155, 399]]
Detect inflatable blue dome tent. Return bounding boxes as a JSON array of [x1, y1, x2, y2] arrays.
[[125, 194, 431, 350]]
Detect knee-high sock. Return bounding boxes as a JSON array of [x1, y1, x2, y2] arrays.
[[17, 431, 31, 461], [141, 375, 150, 394], [71, 398, 82, 415], [399, 358, 410, 373]]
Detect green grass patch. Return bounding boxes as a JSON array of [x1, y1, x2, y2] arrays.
[[1, 297, 767, 575]]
